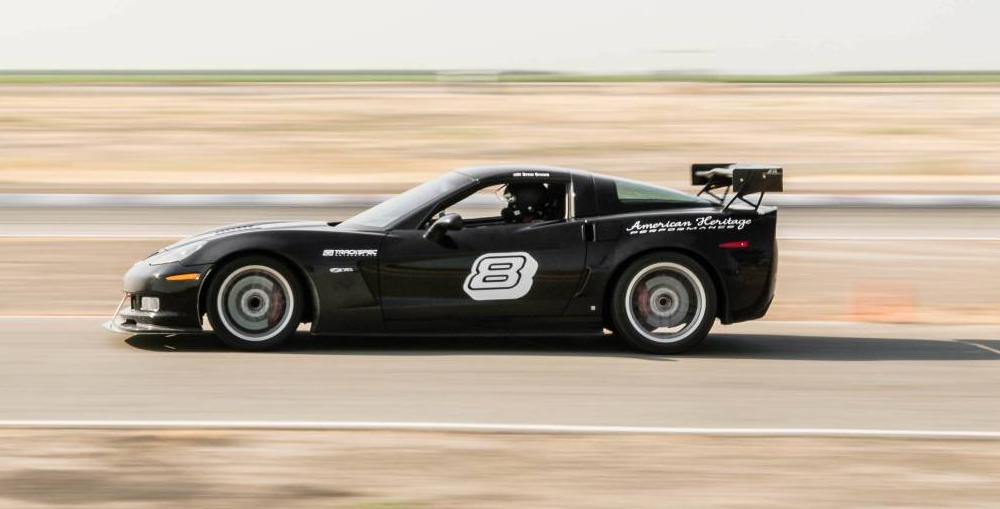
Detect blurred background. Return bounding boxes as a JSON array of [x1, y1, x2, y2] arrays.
[[2, 0, 999, 324], [1, 1, 1000, 508]]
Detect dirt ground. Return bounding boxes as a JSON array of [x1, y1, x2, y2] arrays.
[[0, 429, 997, 509], [2, 82, 999, 194]]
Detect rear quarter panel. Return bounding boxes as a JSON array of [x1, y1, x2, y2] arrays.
[[568, 207, 778, 324]]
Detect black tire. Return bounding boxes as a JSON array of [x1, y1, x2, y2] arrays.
[[610, 252, 717, 354], [206, 255, 303, 351]]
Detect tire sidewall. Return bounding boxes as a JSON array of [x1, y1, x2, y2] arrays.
[[611, 252, 717, 354], [206, 255, 303, 350]]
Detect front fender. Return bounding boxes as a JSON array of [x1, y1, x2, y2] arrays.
[[183, 228, 386, 333]]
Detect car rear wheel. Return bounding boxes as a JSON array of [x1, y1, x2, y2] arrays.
[[207, 255, 303, 350], [611, 252, 717, 354]]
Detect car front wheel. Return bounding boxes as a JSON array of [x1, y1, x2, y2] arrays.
[[611, 252, 717, 354], [207, 255, 303, 350]]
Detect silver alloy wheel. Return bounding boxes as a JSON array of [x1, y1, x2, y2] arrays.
[[216, 265, 295, 342], [624, 262, 706, 343]]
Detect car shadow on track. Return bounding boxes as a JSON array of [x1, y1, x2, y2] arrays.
[[695, 334, 999, 361], [124, 333, 677, 361], [124, 332, 1000, 361]]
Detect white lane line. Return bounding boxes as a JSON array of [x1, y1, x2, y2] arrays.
[[0, 315, 108, 319], [957, 341, 1000, 356], [0, 420, 999, 439], [0, 234, 183, 239], [779, 236, 1000, 241]]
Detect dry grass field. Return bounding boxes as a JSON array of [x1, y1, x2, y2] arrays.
[[1, 82, 999, 194]]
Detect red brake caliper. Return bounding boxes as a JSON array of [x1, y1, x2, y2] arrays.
[[636, 283, 650, 320], [268, 286, 284, 325]]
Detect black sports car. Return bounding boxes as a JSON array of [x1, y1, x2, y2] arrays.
[[107, 163, 782, 354]]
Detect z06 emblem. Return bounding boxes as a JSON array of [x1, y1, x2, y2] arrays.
[[463, 252, 538, 301]]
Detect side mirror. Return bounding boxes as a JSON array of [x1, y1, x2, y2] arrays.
[[423, 213, 463, 241]]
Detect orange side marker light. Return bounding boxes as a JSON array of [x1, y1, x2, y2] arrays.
[[165, 273, 200, 282]]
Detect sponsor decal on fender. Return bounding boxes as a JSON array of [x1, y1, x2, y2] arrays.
[[323, 249, 378, 257], [625, 216, 752, 235]]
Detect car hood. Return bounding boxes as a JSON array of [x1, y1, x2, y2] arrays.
[[159, 220, 329, 252]]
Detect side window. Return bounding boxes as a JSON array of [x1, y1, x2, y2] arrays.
[[438, 184, 508, 223], [432, 181, 569, 227], [614, 178, 703, 205]]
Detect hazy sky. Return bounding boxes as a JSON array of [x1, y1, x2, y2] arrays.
[[1, 0, 997, 73]]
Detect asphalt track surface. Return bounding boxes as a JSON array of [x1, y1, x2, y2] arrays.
[[2, 317, 999, 431], [2, 206, 998, 434]]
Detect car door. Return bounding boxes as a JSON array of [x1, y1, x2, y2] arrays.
[[378, 218, 586, 330]]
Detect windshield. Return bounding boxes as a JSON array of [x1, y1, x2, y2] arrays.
[[338, 172, 474, 230]]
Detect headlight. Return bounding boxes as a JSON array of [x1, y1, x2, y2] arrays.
[[147, 241, 207, 266]]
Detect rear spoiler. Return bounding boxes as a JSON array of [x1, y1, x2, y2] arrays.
[[691, 163, 783, 211]]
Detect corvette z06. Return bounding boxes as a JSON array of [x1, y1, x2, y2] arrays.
[[107, 164, 782, 354]]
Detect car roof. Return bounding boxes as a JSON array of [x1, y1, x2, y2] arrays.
[[454, 164, 591, 181]]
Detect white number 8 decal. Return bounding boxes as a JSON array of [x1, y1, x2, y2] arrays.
[[463, 252, 539, 301]]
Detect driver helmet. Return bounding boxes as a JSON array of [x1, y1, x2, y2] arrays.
[[502, 182, 550, 222]]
